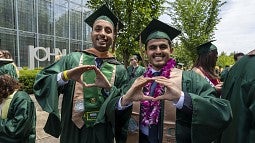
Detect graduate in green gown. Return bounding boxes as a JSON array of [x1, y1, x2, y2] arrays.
[[33, 4, 131, 143], [220, 52, 244, 82], [220, 49, 255, 143], [0, 50, 19, 80], [127, 54, 145, 80], [0, 63, 19, 80], [0, 74, 36, 143], [192, 41, 222, 97], [121, 19, 232, 143]]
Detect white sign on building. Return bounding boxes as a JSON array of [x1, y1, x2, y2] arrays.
[[28, 45, 66, 69]]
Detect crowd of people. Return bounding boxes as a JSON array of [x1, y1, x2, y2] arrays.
[[0, 4, 254, 143]]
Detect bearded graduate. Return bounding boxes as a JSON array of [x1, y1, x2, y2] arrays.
[[121, 19, 232, 143], [33, 4, 131, 143]]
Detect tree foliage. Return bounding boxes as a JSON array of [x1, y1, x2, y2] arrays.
[[166, 0, 226, 64], [217, 52, 235, 68], [86, 0, 165, 66]]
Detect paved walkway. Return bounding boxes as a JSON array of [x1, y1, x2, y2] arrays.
[[31, 95, 60, 143]]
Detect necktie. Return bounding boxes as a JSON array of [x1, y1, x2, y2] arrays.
[[148, 71, 161, 143], [95, 58, 103, 68], [131, 67, 136, 78], [150, 72, 161, 96]]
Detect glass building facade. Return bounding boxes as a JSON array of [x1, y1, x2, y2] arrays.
[[0, 0, 92, 68]]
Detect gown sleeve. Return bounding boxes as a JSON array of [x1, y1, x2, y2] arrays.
[[33, 53, 80, 137], [179, 71, 232, 143], [0, 91, 36, 142], [221, 55, 255, 143]]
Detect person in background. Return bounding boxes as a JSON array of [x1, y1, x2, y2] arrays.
[[122, 19, 232, 143], [0, 50, 4, 59], [176, 62, 184, 70], [127, 54, 145, 80], [0, 74, 36, 143], [192, 41, 223, 97], [220, 49, 255, 143], [220, 52, 244, 82], [233, 52, 244, 62], [54, 53, 63, 62], [0, 50, 19, 80], [220, 65, 230, 82], [33, 4, 131, 143], [215, 65, 220, 76]]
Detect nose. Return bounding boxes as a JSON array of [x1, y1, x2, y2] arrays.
[[99, 29, 106, 37], [155, 46, 162, 53]]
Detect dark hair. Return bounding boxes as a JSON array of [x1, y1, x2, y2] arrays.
[[1, 50, 13, 59], [194, 49, 219, 79], [132, 54, 142, 62], [0, 74, 21, 104], [234, 52, 244, 61]]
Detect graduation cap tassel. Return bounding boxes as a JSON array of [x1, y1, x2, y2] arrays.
[[139, 35, 147, 68]]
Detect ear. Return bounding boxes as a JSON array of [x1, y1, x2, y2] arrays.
[[111, 33, 117, 53], [170, 47, 174, 54]]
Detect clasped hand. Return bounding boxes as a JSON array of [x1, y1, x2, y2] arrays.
[[64, 65, 111, 90], [122, 76, 182, 106]]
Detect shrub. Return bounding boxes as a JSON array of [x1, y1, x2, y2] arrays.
[[19, 69, 41, 94]]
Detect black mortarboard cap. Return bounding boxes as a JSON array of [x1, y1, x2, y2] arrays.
[[0, 58, 13, 67], [136, 19, 181, 44], [196, 40, 217, 55], [133, 53, 142, 61], [85, 4, 124, 30], [177, 62, 184, 66]]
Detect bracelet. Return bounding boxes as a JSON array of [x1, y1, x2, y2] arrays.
[[63, 70, 69, 81]]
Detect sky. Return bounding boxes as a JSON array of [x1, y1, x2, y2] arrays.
[[160, 0, 255, 55]]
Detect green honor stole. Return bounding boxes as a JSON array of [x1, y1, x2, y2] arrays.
[[82, 54, 116, 127]]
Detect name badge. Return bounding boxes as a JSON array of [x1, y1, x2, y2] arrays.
[[85, 111, 99, 121]]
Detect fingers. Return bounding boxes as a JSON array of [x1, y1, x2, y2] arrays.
[[77, 79, 87, 87], [93, 66, 100, 71], [154, 77, 171, 86], [93, 66, 105, 75], [75, 65, 95, 70], [151, 95, 166, 101], [134, 77, 154, 87], [141, 95, 154, 101], [68, 65, 95, 76], [77, 78, 96, 88], [84, 83, 96, 88]]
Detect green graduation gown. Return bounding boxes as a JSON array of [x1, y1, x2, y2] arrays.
[[0, 63, 19, 80], [33, 51, 131, 143], [0, 91, 36, 143], [126, 69, 232, 143], [176, 70, 232, 143], [127, 65, 145, 80], [221, 55, 255, 143]]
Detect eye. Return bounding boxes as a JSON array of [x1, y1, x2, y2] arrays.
[[94, 26, 102, 32], [104, 27, 112, 34], [159, 44, 168, 50], [148, 45, 157, 50]]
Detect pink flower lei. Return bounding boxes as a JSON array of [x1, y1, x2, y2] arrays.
[[141, 58, 176, 125]]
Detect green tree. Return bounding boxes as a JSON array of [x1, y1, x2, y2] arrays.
[[86, 0, 165, 66], [217, 52, 234, 68], [166, 0, 226, 64], [171, 42, 193, 69]]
